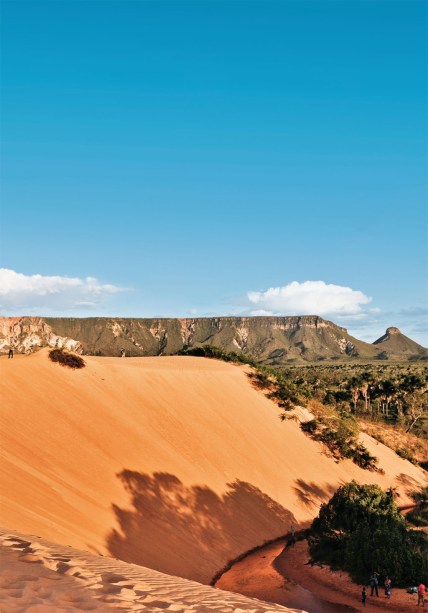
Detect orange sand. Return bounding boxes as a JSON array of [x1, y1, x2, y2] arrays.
[[275, 540, 418, 613], [0, 350, 426, 584], [218, 538, 417, 613], [0, 528, 303, 612]]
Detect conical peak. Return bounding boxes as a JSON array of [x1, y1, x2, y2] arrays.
[[386, 327, 401, 335]]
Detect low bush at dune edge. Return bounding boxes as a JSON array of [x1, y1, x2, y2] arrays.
[[48, 348, 86, 369], [308, 481, 428, 586], [300, 415, 379, 471]]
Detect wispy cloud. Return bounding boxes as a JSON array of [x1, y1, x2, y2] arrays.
[[0, 268, 128, 314], [247, 280, 371, 317]]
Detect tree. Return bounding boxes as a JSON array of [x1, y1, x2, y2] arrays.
[[309, 481, 428, 586]]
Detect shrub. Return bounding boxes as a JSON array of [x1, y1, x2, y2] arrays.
[[406, 509, 428, 527], [409, 485, 428, 505], [300, 419, 318, 435], [180, 345, 256, 366], [49, 348, 85, 369], [300, 415, 378, 471], [396, 448, 416, 463], [407, 486, 428, 526], [309, 481, 428, 586], [247, 371, 272, 390]]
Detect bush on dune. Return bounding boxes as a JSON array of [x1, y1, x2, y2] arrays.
[[180, 345, 257, 366], [300, 415, 379, 471], [309, 481, 428, 586], [49, 348, 85, 369]]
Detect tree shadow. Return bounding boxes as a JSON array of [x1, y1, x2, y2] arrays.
[[293, 478, 337, 508], [106, 469, 296, 583], [395, 473, 423, 495]]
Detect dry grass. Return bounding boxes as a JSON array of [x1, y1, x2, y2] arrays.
[[361, 419, 426, 465]]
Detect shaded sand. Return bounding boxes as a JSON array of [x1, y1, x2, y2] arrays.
[[1, 350, 426, 584], [217, 539, 359, 613], [275, 540, 418, 613], [0, 529, 304, 613]]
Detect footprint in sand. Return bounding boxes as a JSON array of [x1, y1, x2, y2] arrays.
[[10, 539, 32, 549], [101, 572, 127, 583], [18, 554, 43, 563], [56, 562, 72, 574], [138, 597, 175, 608], [2, 588, 23, 598], [98, 583, 123, 594]]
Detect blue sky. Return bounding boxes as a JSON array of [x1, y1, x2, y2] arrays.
[[1, 0, 427, 344]]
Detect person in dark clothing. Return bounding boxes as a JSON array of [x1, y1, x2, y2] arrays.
[[361, 587, 367, 606], [370, 572, 379, 597], [8, 348, 13, 359]]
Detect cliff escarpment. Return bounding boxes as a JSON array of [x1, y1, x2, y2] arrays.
[[0, 316, 426, 362]]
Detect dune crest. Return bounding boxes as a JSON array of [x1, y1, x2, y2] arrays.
[[0, 529, 303, 612], [0, 350, 425, 584]]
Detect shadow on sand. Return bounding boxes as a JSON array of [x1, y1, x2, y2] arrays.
[[107, 469, 296, 583], [293, 479, 337, 508]]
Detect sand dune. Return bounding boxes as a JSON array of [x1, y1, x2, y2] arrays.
[[0, 528, 303, 612], [0, 350, 425, 584]]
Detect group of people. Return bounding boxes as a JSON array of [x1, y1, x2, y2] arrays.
[[361, 574, 426, 607]]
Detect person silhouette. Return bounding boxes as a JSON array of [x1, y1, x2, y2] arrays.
[[370, 572, 379, 597]]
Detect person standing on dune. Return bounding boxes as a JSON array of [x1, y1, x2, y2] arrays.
[[8, 348, 13, 359]]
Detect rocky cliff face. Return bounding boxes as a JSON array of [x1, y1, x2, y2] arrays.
[[0, 316, 425, 362], [0, 317, 83, 355]]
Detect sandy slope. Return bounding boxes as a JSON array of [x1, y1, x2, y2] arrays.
[[0, 528, 303, 612], [274, 540, 420, 613], [218, 537, 421, 613], [0, 351, 425, 584]]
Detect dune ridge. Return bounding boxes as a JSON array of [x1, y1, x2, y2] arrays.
[[0, 528, 304, 612], [0, 350, 425, 585]]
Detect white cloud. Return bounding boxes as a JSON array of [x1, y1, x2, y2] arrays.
[[0, 268, 127, 313], [248, 280, 371, 317], [250, 309, 274, 316]]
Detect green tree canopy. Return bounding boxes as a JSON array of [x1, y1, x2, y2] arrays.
[[309, 481, 428, 586]]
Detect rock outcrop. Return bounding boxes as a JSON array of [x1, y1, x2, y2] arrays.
[[0, 316, 83, 354]]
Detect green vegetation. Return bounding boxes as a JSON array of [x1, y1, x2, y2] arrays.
[[182, 345, 379, 469], [49, 348, 85, 369], [180, 345, 257, 366], [406, 486, 428, 527], [309, 481, 428, 586], [300, 415, 379, 471], [279, 362, 428, 440], [181, 346, 428, 470]]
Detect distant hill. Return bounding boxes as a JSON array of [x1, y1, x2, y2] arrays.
[[373, 326, 428, 359], [1, 316, 426, 362]]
